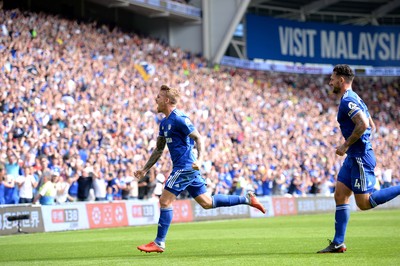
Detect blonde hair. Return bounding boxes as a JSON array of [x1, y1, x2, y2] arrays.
[[161, 85, 180, 105]]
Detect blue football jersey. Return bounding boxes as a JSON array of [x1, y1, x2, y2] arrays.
[[337, 89, 372, 157], [159, 109, 196, 170]]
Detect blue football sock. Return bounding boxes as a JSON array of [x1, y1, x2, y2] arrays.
[[369, 185, 400, 208], [155, 207, 173, 244], [212, 194, 247, 208], [333, 204, 350, 244]]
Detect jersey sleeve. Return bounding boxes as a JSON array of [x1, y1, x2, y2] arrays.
[[341, 97, 362, 119], [177, 116, 195, 136]]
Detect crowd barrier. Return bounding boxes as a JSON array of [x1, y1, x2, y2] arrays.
[[1, 196, 399, 236]]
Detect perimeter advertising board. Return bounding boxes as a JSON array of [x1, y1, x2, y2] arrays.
[[126, 200, 160, 226], [296, 196, 358, 214], [192, 203, 249, 222], [172, 199, 193, 223], [41, 204, 89, 232], [0, 205, 44, 235], [86, 202, 129, 229], [271, 197, 297, 216]]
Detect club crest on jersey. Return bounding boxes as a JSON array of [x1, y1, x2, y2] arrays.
[[185, 118, 192, 126], [164, 124, 172, 143]]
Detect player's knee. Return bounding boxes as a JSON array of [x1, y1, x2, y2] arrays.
[[334, 189, 352, 205], [334, 193, 347, 204], [159, 199, 173, 209], [354, 194, 373, 210], [159, 202, 170, 209], [199, 201, 212, 209], [356, 199, 372, 210], [196, 198, 212, 209], [357, 202, 372, 211], [194, 194, 213, 209]]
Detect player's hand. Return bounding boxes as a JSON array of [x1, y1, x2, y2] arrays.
[[192, 161, 201, 170], [134, 170, 146, 180], [335, 144, 348, 156]]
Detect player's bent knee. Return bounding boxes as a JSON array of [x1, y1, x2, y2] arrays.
[[356, 201, 372, 211], [195, 198, 213, 209], [357, 204, 371, 211], [194, 194, 213, 209], [354, 194, 373, 210], [199, 201, 212, 209]]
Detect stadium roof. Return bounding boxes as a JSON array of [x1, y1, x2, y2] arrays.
[[87, 0, 202, 23], [88, 0, 400, 26]]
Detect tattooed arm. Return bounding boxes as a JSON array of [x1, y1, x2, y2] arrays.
[[134, 136, 166, 180], [336, 111, 368, 156], [189, 129, 204, 170]]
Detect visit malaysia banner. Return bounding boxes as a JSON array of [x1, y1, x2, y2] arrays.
[[246, 14, 400, 67]]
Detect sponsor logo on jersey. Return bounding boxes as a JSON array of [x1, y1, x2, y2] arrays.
[[348, 102, 357, 109], [347, 102, 360, 116]]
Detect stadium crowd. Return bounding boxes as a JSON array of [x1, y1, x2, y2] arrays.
[[0, 9, 399, 205]]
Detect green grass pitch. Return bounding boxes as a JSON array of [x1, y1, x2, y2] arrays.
[[1, 209, 399, 266]]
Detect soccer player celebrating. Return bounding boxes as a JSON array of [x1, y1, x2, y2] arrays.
[[135, 85, 266, 253], [318, 65, 400, 253]]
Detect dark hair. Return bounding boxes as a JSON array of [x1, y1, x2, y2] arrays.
[[333, 64, 354, 82]]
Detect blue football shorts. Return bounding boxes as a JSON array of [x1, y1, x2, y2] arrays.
[[164, 169, 207, 198], [337, 149, 376, 194]]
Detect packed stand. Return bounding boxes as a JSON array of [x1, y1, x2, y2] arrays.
[[0, 9, 399, 205]]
